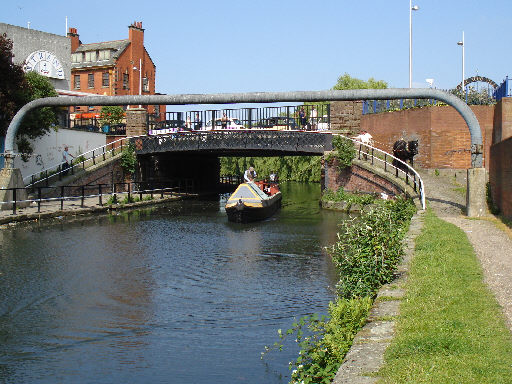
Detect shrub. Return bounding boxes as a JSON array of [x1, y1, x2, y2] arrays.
[[331, 135, 356, 169], [263, 297, 372, 384], [120, 142, 137, 175], [107, 194, 118, 205], [330, 197, 416, 299]]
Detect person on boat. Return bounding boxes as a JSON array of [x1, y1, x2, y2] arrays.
[[269, 171, 278, 183], [244, 167, 257, 183]]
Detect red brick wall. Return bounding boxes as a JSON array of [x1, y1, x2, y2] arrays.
[[360, 105, 494, 169], [489, 136, 512, 219], [493, 98, 512, 144], [324, 160, 403, 197]]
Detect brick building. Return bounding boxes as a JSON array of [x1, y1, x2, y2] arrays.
[[68, 21, 163, 119]]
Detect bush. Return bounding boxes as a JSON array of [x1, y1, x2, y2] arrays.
[[331, 135, 356, 169], [330, 197, 416, 299], [121, 142, 137, 175], [107, 194, 118, 205], [264, 297, 372, 384]]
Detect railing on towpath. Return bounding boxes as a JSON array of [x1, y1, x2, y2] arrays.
[[23, 135, 134, 188], [335, 134, 426, 210], [0, 179, 197, 216]]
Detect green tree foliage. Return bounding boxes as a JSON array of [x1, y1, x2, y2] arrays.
[[1, 33, 59, 159], [100, 106, 125, 127], [21, 71, 59, 139], [0, 33, 30, 137], [220, 156, 321, 183], [332, 73, 388, 90]]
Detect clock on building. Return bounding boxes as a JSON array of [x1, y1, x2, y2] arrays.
[[23, 50, 65, 79]]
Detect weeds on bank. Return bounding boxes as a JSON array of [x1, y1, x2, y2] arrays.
[[107, 194, 154, 206], [322, 187, 376, 208], [378, 209, 512, 383], [263, 196, 416, 384]]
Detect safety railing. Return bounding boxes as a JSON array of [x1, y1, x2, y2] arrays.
[[494, 76, 512, 101], [336, 134, 426, 210], [23, 135, 136, 188], [0, 179, 197, 215]]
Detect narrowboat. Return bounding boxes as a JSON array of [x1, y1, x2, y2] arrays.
[[225, 181, 282, 223]]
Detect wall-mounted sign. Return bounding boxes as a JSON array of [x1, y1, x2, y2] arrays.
[[24, 50, 65, 79]]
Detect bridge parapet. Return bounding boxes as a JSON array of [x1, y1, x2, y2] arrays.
[[133, 130, 333, 155]]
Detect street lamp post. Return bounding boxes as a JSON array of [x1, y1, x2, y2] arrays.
[[409, 0, 419, 88], [133, 58, 143, 108], [457, 31, 465, 95]]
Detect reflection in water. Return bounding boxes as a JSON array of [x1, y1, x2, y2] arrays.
[[0, 182, 346, 384]]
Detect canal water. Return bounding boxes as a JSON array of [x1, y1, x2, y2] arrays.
[[0, 182, 345, 384]]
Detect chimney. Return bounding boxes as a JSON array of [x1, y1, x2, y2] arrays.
[[67, 27, 80, 52], [129, 21, 144, 47]]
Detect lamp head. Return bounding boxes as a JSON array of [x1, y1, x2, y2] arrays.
[[457, 41, 463, 46], [411, 5, 419, 10]]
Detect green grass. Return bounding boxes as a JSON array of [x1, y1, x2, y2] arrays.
[[378, 209, 512, 383]]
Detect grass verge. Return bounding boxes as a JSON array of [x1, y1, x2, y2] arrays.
[[378, 209, 512, 383]]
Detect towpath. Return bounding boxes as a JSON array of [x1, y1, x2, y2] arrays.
[[419, 169, 512, 330]]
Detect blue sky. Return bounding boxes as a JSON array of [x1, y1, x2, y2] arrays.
[[2, 0, 511, 94]]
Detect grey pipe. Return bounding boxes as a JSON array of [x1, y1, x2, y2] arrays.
[[3, 88, 483, 167]]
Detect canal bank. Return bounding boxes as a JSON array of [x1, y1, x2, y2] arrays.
[[332, 170, 512, 383], [0, 194, 195, 226]]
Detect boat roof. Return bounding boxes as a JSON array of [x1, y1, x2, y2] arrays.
[[228, 182, 269, 202]]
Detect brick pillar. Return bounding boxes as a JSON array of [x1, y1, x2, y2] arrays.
[[126, 108, 148, 137], [330, 101, 363, 135]]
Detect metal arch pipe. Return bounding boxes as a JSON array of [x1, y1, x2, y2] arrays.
[[3, 88, 483, 167]]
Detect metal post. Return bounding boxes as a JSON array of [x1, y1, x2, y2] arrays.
[[384, 154, 387, 172], [37, 187, 41, 212], [81, 185, 85, 207], [60, 186, 64, 210], [99, 184, 103, 206], [128, 182, 131, 203], [286, 106, 290, 130], [12, 188, 17, 215]]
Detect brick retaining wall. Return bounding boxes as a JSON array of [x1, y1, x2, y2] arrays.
[[359, 105, 494, 169], [324, 159, 403, 197], [489, 136, 512, 219]]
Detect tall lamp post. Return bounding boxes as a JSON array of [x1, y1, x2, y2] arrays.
[[132, 58, 142, 108], [457, 31, 465, 95], [409, 0, 419, 88]]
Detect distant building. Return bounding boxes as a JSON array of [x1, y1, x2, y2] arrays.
[[68, 21, 164, 119], [0, 22, 71, 90]]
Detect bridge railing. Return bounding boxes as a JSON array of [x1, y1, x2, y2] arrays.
[[336, 134, 426, 210]]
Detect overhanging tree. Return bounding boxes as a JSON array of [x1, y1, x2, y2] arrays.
[[0, 33, 59, 160]]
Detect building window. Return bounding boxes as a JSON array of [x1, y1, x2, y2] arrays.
[[123, 73, 129, 90], [88, 73, 94, 88], [74, 75, 81, 89], [72, 53, 83, 63], [142, 77, 149, 92], [98, 50, 111, 61], [85, 51, 96, 62], [102, 72, 109, 87]]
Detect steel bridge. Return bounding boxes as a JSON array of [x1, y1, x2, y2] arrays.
[[135, 130, 332, 157]]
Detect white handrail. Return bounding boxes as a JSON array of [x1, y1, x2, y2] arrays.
[[335, 133, 426, 210], [23, 135, 145, 187]]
